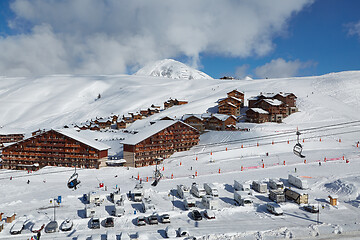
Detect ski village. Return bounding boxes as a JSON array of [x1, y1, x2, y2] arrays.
[[1, 60, 360, 240]]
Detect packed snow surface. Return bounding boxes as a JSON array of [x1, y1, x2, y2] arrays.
[[1, 71, 360, 239], [134, 59, 213, 80]]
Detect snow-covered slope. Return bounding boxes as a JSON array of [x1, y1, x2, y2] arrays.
[[2, 71, 360, 239], [134, 59, 213, 80], [1, 71, 360, 133]]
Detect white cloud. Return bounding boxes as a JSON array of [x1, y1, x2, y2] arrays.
[[347, 21, 360, 39], [0, 0, 313, 76], [235, 64, 250, 79], [254, 58, 315, 79]]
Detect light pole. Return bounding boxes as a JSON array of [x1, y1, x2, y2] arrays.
[[317, 201, 320, 224]]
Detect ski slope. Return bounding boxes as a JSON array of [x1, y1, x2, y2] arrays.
[[0, 70, 360, 239]]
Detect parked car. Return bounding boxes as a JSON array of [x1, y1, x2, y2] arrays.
[[147, 214, 158, 224], [165, 225, 177, 238], [303, 204, 319, 213], [89, 217, 100, 229], [104, 217, 114, 227], [136, 216, 146, 226], [45, 220, 58, 233], [10, 220, 24, 235], [160, 214, 171, 223], [204, 209, 215, 219], [60, 218, 73, 231], [178, 227, 190, 237], [191, 210, 202, 221], [266, 202, 283, 215], [90, 234, 102, 240]]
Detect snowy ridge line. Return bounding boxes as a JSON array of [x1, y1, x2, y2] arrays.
[[136, 155, 354, 181]]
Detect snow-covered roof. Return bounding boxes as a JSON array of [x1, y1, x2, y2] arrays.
[[248, 108, 269, 114], [262, 99, 283, 106], [56, 129, 110, 151], [122, 120, 196, 145], [0, 127, 25, 135], [182, 114, 203, 121], [211, 114, 235, 121], [276, 92, 295, 98], [230, 96, 242, 102], [219, 102, 237, 108]]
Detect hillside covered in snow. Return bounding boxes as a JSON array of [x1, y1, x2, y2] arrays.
[[1, 71, 360, 239]]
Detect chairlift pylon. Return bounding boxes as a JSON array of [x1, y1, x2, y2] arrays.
[[293, 131, 305, 158], [67, 167, 80, 190], [151, 159, 163, 187]]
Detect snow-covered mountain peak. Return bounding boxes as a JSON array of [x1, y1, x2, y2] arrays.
[[134, 59, 213, 80]]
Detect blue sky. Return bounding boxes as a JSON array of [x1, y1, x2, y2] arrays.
[[0, 0, 359, 78]]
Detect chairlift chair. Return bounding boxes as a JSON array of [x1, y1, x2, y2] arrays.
[[67, 167, 80, 189], [293, 131, 305, 158]]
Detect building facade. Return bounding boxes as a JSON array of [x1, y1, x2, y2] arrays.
[[1, 129, 109, 170], [123, 121, 199, 168], [0, 133, 24, 144]]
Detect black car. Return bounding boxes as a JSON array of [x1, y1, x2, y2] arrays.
[[191, 210, 202, 221], [104, 217, 114, 227], [303, 204, 319, 213], [89, 217, 100, 229]]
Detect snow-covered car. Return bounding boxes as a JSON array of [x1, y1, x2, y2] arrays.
[[165, 225, 177, 238], [266, 202, 283, 215], [45, 220, 58, 233], [191, 210, 202, 221], [104, 217, 114, 227], [204, 209, 215, 219], [147, 214, 158, 224], [136, 216, 146, 226], [60, 218, 73, 231], [90, 234, 102, 240], [178, 227, 190, 237], [10, 220, 24, 235], [303, 204, 319, 213], [89, 217, 100, 229], [160, 214, 171, 223], [31, 221, 45, 233]]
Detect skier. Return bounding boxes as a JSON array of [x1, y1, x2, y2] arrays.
[[319, 162, 322, 166], [27, 179, 30, 184], [37, 231, 41, 240], [10, 176, 12, 180]]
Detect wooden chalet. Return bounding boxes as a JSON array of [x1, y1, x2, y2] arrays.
[[206, 114, 237, 131], [246, 108, 269, 123], [182, 114, 205, 132], [130, 112, 144, 121], [274, 92, 298, 115], [227, 90, 245, 105], [164, 98, 188, 109], [0, 133, 24, 144], [95, 118, 112, 129], [1, 129, 110, 170], [122, 120, 199, 168], [116, 120, 130, 129], [218, 102, 240, 116], [254, 99, 287, 123]]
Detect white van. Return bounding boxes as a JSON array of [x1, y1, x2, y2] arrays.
[[190, 183, 206, 198], [234, 191, 253, 206], [204, 183, 219, 197], [268, 178, 284, 190], [177, 184, 190, 199], [184, 196, 196, 210], [266, 202, 283, 215], [234, 180, 252, 192]]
